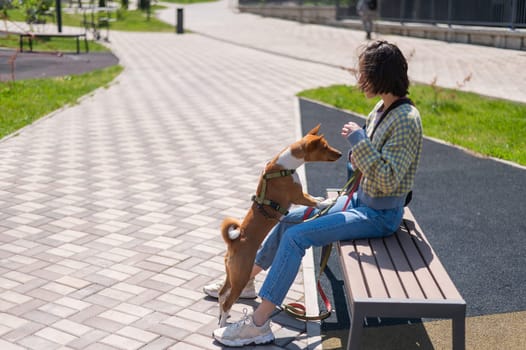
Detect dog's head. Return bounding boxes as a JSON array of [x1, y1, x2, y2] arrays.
[[292, 124, 342, 162]]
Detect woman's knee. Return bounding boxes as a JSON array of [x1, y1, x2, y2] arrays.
[[282, 227, 309, 253]]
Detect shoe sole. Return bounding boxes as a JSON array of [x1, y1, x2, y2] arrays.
[[214, 333, 274, 347], [203, 289, 257, 300]]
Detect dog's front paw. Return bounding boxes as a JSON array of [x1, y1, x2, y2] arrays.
[[315, 197, 333, 209]]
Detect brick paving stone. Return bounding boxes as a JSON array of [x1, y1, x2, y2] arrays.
[[83, 316, 124, 334], [52, 319, 93, 337], [114, 302, 152, 318], [116, 326, 158, 343], [37, 302, 77, 318], [167, 341, 204, 350], [17, 335, 60, 350], [100, 334, 144, 350], [82, 343, 119, 350], [162, 316, 202, 332], [2, 321, 45, 343], [0, 339, 26, 350], [180, 332, 224, 350], [97, 287, 134, 302], [145, 322, 190, 342], [35, 326, 78, 345], [68, 329, 108, 349], [99, 309, 140, 325], [137, 336, 176, 350]]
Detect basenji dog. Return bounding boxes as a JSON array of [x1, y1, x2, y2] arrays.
[[218, 124, 341, 326]]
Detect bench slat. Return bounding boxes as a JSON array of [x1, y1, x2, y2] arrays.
[[369, 238, 407, 299], [354, 239, 389, 298], [403, 210, 464, 301], [397, 221, 445, 299], [383, 232, 426, 299], [338, 241, 369, 299]]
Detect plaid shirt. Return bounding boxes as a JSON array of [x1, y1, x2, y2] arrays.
[[348, 100, 423, 204]]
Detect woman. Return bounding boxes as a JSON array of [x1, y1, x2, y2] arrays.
[[207, 40, 423, 347], [357, 0, 378, 40]]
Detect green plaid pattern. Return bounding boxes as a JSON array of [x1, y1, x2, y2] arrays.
[[352, 101, 423, 198]]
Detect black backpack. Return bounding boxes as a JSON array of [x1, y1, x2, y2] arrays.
[[367, 0, 377, 10]]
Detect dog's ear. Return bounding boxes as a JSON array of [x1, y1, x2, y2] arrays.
[[307, 124, 321, 136]]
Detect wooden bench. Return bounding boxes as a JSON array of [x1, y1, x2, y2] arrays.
[[330, 191, 466, 349], [19, 33, 89, 54]]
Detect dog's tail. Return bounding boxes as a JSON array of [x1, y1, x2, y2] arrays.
[[221, 217, 242, 243]]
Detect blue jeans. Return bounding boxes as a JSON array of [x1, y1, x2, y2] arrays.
[[254, 192, 404, 306]]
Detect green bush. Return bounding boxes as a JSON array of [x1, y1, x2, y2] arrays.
[[21, 0, 53, 24]]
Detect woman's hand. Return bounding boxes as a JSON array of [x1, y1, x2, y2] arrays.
[[341, 122, 362, 138]]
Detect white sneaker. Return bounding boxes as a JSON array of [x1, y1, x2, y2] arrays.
[[203, 278, 257, 299], [213, 311, 274, 347]]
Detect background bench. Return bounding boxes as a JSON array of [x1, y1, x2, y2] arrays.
[[19, 33, 89, 54], [330, 192, 466, 350]]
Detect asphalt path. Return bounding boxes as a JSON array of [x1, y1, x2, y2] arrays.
[[299, 98, 526, 329], [0, 49, 118, 81]]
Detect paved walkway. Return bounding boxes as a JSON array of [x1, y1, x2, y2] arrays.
[[157, 1, 526, 103], [0, 1, 525, 350]]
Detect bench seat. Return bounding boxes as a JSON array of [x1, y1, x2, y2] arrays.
[[337, 207, 466, 349]]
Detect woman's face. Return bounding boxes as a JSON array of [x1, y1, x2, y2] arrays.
[[364, 87, 376, 99]]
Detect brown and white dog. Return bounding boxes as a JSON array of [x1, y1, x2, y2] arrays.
[[218, 124, 341, 326]]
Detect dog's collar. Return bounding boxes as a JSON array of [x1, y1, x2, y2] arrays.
[[262, 169, 295, 180]]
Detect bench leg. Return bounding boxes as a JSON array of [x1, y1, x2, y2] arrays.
[[452, 315, 465, 350], [347, 310, 365, 350], [76, 37, 80, 54]]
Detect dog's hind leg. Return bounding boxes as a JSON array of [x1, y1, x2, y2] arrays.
[[219, 282, 245, 327], [219, 261, 252, 326], [218, 256, 232, 326], [218, 277, 231, 326]]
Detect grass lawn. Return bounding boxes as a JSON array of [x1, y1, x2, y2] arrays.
[[1, 5, 174, 35], [298, 84, 526, 166], [61, 6, 175, 32], [0, 5, 175, 51], [0, 65, 123, 140]]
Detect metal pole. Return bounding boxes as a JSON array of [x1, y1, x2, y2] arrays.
[[447, 0, 453, 27], [176, 8, 184, 34], [56, 0, 62, 32], [400, 0, 406, 24], [147, 0, 151, 21], [510, 0, 518, 29]]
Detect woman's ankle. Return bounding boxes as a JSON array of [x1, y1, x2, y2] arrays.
[[253, 299, 275, 326], [252, 311, 267, 327]]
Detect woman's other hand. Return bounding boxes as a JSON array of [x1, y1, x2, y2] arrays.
[[341, 122, 362, 138]]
